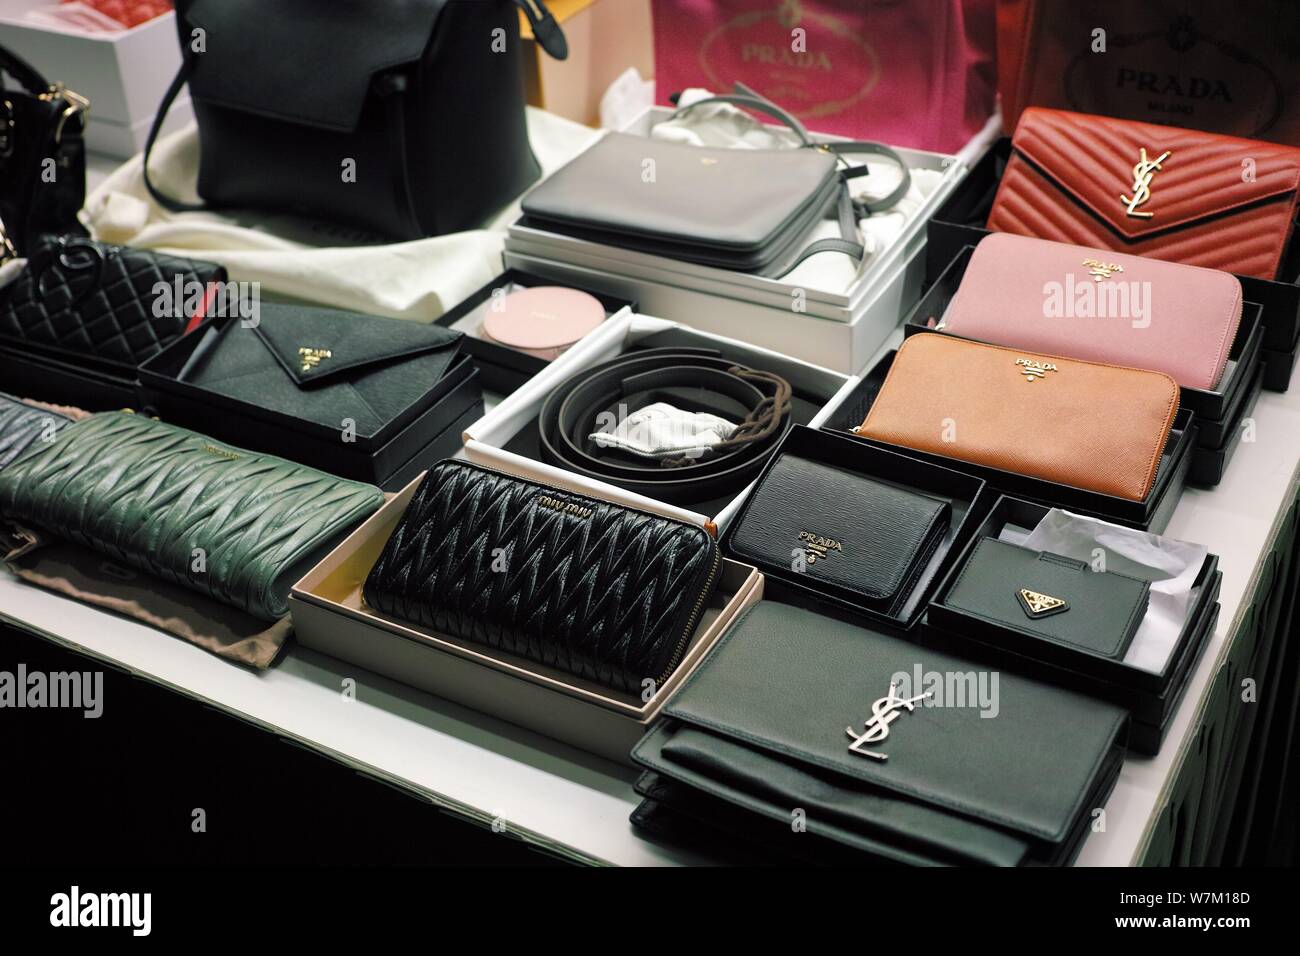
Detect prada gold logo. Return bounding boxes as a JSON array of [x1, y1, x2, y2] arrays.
[[1015, 358, 1058, 383], [1017, 588, 1069, 618], [298, 347, 332, 372], [536, 495, 593, 519], [1120, 147, 1171, 219], [797, 530, 844, 565], [200, 443, 240, 460], [1083, 257, 1124, 281]]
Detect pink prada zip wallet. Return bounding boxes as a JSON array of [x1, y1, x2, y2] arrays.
[[939, 233, 1243, 391]]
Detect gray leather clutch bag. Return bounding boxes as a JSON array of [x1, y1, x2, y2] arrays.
[[631, 601, 1128, 865], [0, 393, 71, 471]]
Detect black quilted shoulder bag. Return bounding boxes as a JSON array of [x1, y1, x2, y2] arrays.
[[143, 0, 568, 241], [364, 461, 722, 694]]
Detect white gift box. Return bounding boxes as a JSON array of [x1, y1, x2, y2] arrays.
[[0, 4, 191, 157], [461, 311, 860, 532], [504, 106, 989, 374]]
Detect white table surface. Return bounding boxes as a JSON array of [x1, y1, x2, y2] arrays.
[[4, 307, 1298, 864], [4, 153, 1292, 866]]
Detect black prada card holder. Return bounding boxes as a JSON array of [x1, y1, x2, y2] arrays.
[[727, 455, 950, 617], [179, 303, 462, 438], [944, 537, 1149, 661], [630, 601, 1128, 865]]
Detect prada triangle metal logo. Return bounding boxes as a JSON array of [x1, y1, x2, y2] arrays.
[[1017, 588, 1069, 619], [846, 680, 931, 762]]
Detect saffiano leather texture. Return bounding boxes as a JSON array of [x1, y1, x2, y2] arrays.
[[0, 412, 385, 621], [855, 334, 1179, 502]]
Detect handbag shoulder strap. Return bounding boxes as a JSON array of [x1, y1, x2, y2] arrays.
[[0, 44, 50, 95], [142, 56, 204, 213]]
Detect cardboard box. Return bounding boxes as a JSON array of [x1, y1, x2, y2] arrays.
[[291, 473, 764, 765], [461, 311, 859, 530], [519, 0, 654, 127], [0, 4, 191, 157], [902, 243, 1265, 487], [821, 350, 1196, 533], [926, 136, 1300, 393], [923, 495, 1221, 755], [720, 425, 992, 631], [432, 268, 635, 395], [504, 106, 972, 373]]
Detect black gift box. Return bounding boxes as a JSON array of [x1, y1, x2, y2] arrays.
[[923, 495, 1221, 755], [0, 340, 142, 411], [824, 349, 1195, 532], [719, 425, 992, 631], [903, 244, 1264, 487], [927, 137, 1300, 393], [433, 269, 636, 395], [137, 312, 483, 490]]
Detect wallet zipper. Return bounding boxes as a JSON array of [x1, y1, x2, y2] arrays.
[[657, 546, 721, 687]]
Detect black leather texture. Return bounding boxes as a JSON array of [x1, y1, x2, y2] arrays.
[[536, 347, 793, 505], [943, 537, 1149, 660], [363, 460, 721, 694], [727, 454, 950, 616], [177, 303, 462, 436], [630, 601, 1129, 865], [160, 0, 550, 240], [0, 411, 385, 621], [0, 45, 87, 255], [0, 236, 225, 370], [521, 131, 841, 273], [0, 393, 70, 471]]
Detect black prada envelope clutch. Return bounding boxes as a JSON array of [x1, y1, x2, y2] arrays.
[[630, 601, 1129, 866], [175, 303, 463, 438], [943, 537, 1149, 661], [727, 454, 950, 618]]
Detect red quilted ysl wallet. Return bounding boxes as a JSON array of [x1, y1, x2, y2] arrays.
[[987, 107, 1300, 280]]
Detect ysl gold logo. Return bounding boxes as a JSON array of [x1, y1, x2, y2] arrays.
[[846, 680, 932, 761], [1015, 358, 1058, 383], [1083, 257, 1124, 281], [298, 347, 332, 372], [1120, 148, 1171, 219]]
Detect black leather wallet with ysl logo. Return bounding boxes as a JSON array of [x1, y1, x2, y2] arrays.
[[943, 537, 1149, 661], [727, 453, 950, 618]]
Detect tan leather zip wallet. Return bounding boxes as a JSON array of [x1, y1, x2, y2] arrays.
[[854, 334, 1179, 502]]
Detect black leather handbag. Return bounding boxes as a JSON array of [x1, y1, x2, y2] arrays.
[[0, 235, 226, 373], [0, 45, 88, 257], [364, 460, 722, 694], [143, 0, 568, 240]]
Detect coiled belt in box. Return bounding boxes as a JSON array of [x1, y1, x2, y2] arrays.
[[537, 347, 792, 504]]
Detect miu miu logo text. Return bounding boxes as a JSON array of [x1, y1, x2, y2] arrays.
[[535, 496, 593, 519]]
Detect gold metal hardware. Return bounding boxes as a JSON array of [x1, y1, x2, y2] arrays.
[[1120, 147, 1170, 219], [298, 347, 332, 372]]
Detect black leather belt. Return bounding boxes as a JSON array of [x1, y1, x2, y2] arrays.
[[537, 347, 793, 505]]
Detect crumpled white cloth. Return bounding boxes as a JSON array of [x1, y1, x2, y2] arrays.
[[590, 402, 737, 460], [649, 88, 944, 293], [79, 107, 601, 321], [1002, 509, 1209, 674]]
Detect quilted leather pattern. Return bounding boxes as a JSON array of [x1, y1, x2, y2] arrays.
[[987, 108, 1300, 279], [364, 461, 720, 693], [0, 237, 226, 367], [0, 393, 71, 471], [0, 411, 384, 621]]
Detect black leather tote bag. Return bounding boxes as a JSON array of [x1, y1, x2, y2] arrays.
[[142, 0, 568, 241]]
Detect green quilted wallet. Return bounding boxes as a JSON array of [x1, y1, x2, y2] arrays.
[[0, 411, 385, 621]]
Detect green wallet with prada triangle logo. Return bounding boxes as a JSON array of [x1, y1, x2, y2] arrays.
[[943, 537, 1149, 661]]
